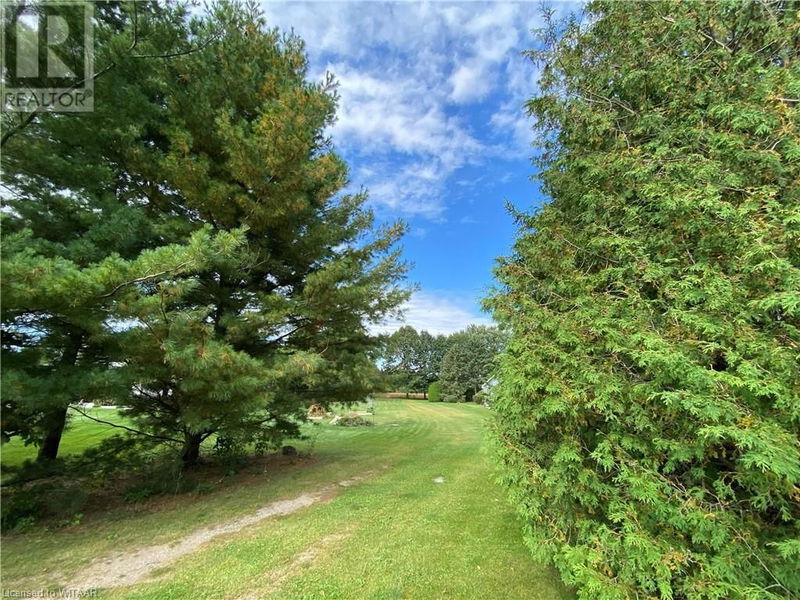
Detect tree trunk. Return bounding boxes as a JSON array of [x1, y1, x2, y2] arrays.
[[37, 405, 69, 461], [37, 336, 82, 462], [181, 432, 203, 465]]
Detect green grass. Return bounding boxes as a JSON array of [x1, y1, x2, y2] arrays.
[[1, 407, 129, 467], [0, 400, 572, 599]]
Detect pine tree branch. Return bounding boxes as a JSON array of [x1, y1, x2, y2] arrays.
[[130, 31, 221, 59], [0, 6, 217, 149], [97, 263, 189, 298], [69, 405, 181, 443]]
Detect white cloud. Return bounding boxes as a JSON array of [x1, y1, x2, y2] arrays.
[[409, 225, 428, 239], [450, 61, 492, 104], [373, 291, 493, 336], [259, 1, 550, 220], [330, 62, 482, 165], [448, 3, 523, 103], [486, 50, 541, 156], [325, 61, 484, 218], [490, 99, 533, 155]]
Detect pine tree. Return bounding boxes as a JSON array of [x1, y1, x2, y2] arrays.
[[488, 2, 799, 597], [1, 1, 201, 460], [108, 2, 409, 463], [2, 1, 408, 466]]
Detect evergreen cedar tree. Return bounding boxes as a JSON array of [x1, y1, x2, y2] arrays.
[[487, 1, 799, 598], [1, 1, 409, 464]]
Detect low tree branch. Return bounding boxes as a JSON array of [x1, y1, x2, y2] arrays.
[[69, 405, 181, 443]]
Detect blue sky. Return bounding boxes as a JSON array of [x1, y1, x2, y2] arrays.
[[261, 1, 579, 334]]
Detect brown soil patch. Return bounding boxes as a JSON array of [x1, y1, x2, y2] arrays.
[[67, 474, 370, 590]]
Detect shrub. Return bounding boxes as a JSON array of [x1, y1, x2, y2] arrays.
[[488, 3, 800, 598], [427, 381, 441, 402], [122, 460, 199, 503], [213, 435, 249, 475], [123, 484, 156, 504], [334, 415, 372, 427], [1, 481, 88, 532], [195, 482, 215, 495]]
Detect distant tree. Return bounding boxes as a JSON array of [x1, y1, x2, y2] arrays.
[[418, 331, 451, 391], [488, 2, 800, 598], [381, 327, 451, 397], [381, 326, 423, 394], [439, 325, 505, 402]]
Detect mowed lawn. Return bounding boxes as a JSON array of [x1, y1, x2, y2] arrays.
[[0, 400, 573, 600], [1, 407, 130, 467]]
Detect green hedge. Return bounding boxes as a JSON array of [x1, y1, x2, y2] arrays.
[[488, 3, 800, 598], [427, 381, 441, 402]]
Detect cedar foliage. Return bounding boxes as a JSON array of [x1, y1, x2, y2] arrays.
[[488, 2, 800, 598]]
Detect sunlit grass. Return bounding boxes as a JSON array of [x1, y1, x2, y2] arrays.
[[0, 400, 572, 599], [0, 407, 129, 468]]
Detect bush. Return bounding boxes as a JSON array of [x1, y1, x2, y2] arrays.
[[334, 415, 372, 427], [1, 481, 88, 532], [488, 3, 800, 598], [122, 460, 199, 503], [123, 484, 156, 503], [427, 381, 441, 402], [213, 435, 249, 475]]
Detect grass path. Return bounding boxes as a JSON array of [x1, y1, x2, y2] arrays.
[[1, 400, 573, 599]]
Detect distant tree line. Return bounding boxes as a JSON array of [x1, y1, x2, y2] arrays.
[[379, 325, 506, 403]]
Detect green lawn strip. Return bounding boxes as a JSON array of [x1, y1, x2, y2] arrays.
[[0, 401, 417, 588], [1, 401, 572, 599], [104, 401, 570, 600], [269, 446, 571, 599], [0, 408, 129, 468]]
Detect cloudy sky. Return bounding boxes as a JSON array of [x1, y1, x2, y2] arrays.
[[260, 1, 580, 335]]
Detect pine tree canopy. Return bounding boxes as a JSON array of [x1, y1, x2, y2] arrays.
[[1, 1, 409, 464], [487, 1, 799, 598]]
